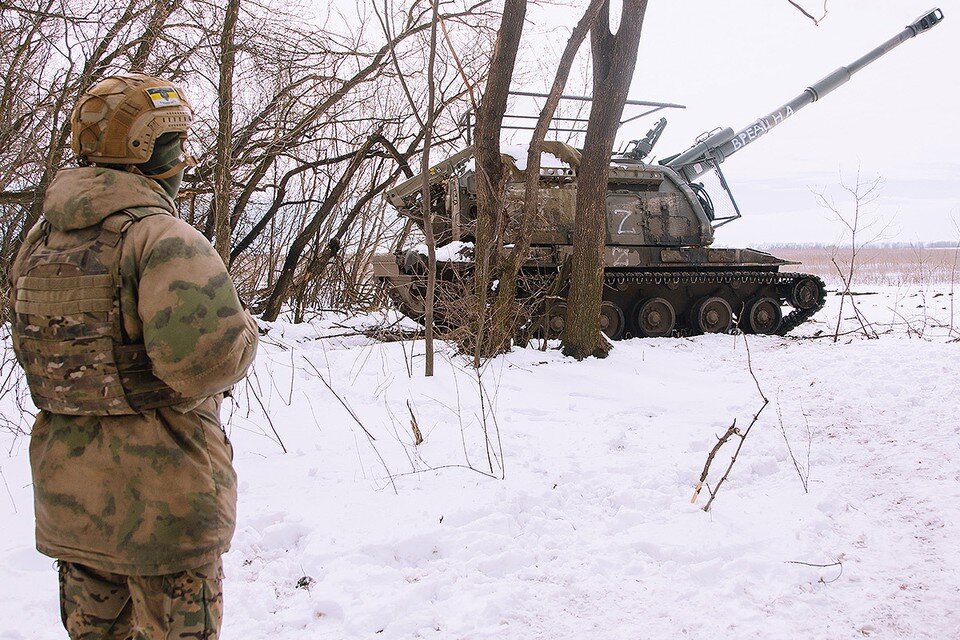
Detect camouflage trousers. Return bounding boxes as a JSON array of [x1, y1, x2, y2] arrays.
[[57, 558, 223, 640]]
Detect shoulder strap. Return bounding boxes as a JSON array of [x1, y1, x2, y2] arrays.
[[101, 206, 171, 239], [100, 207, 171, 343], [123, 205, 173, 222]]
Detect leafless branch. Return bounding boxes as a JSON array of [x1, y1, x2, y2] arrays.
[[786, 0, 829, 26], [695, 332, 770, 511], [785, 558, 844, 583], [303, 355, 397, 494]]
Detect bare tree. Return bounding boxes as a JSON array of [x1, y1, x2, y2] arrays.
[[211, 0, 240, 264], [486, 0, 606, 354], [561, 0, 649, 360], [0, 0, 495, 325], [471, 0, 527, 365], [419, 0, 441, 376], [261, 134, 381, 321], [206, 0, 490, 313], [814, 168, 886, 341], [129, 0, 184, 72]]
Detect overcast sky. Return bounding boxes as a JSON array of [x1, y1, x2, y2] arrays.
[[510, 0, 958, 245]]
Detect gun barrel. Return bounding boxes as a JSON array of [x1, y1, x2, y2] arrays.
[[668, 8, 944, 178]]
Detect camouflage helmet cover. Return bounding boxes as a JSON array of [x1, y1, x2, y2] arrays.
[[70, 74, 193, 166]]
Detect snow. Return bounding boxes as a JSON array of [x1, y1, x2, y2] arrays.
[[1, 287, 958, 639], [499, 144, 568, 171], [464, 146, 569, 173], [411, 241, 474, 262]]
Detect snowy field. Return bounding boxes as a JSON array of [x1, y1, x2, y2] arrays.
[[1, 285, 958, 640]]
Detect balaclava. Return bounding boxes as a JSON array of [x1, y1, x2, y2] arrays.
[[138, 131, 187, 198]]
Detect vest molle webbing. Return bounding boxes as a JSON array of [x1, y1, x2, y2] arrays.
[[12, 209, 185, 415]]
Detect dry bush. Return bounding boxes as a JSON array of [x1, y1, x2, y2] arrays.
[[0, 325, 32, 438]]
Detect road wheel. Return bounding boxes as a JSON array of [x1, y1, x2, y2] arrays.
[[790, 277, 821, 310], [635, 297, 676, 338], [545, 302, 568, 338], [599, 301, 625, 340], [744, 297, 783, 334], [694, 296, 733, 334]]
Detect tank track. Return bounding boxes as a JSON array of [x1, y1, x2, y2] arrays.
[[601, 269, 827, 336], [377, 264, 827, 338]]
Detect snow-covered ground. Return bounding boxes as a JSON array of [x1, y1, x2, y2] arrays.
[[1, 286, 958, 639]]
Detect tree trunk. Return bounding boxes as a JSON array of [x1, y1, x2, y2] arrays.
[[562, 0, 648, 360], [472, 0, 526, 366], [489, 0, 605, 353], [212, 0, 240, 264], [421, 0, 440, 377]]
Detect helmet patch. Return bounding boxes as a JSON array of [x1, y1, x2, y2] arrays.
[[146, 87, 182, 108]]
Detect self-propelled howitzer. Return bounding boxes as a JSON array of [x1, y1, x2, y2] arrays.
[[372, 8, 944, 339]]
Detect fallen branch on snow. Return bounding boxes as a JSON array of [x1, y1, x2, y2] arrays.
[[692, 332, 769, 512], [785, 558, 844, 584]]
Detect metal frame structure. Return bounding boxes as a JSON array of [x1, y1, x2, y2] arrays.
[[460, 91, 685, 144]]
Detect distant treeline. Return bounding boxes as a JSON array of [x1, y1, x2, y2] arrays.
[[758, 241, 960, 250]]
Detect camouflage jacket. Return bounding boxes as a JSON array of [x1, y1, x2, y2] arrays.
[[11, 167, 258, 575]]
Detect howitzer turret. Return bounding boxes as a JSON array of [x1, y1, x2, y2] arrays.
[[372, 9, 944, 339]]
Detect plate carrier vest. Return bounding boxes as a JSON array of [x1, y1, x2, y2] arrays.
[[11, 209, 185, 415]]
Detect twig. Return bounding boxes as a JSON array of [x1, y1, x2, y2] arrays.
[[777, 391, 809, 493], [450, 364, 473, 468], [801, 403, 813, 490], [691, 420, 739, 503], [390, 463, 499, 481], [948, 214, 960, 338], [887, 306, 928, 340], [785, 559, 844, 583], [786, 0, 828, 25], [698, 332, 769, 512], [303, 356, 397, 494], [470, 361, 506, 478], [243, 376, 288, 454], [384, 400, 418, 471], [0, 466, 17, 514], [304, 357, 376, 441], [406, 399, 424, 445], [477, 365, 505, 479], [286, 347, 295, 406], [832, 258, 876, 340], [307, 330, 369, 340], [805, 327, 876, 340], [400, 329, 414, 378], [439, 16, 478, 112]]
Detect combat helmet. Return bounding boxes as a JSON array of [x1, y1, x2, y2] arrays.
[[70, 74, 193, 178]]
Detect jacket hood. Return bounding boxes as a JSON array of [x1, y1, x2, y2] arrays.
[[43, 167, 175, 231]]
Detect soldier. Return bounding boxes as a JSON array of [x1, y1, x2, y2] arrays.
[[8, 75, 258, 638]]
